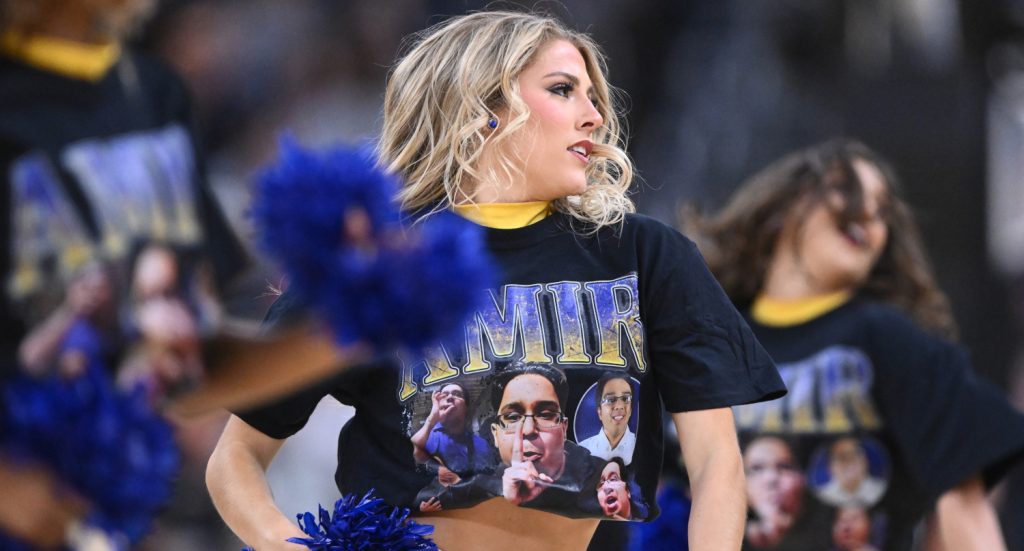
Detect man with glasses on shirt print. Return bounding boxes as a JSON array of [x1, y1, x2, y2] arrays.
[[411, 382, 494, 478], [411, 381, 497, 512], [488, 362, 605, 514], [579, 372, 636, 465]]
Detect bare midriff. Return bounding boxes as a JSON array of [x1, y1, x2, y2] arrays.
[[415, 497, 600, 551]]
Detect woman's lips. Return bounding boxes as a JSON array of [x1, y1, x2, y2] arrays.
[[569, 149, 589, 164], [838, 222, 869, 248], [568, 141, 592, 164]]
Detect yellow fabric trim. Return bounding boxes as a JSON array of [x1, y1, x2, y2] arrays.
[[751, 291, 853, 327], [1, 32, 120, 81], [453, 201, 551, 229]]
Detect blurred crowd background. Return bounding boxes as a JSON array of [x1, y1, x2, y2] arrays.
[[122, 0, 1024, 548]]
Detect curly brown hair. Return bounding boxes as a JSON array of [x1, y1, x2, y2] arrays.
[[685, 138, 957, 340]]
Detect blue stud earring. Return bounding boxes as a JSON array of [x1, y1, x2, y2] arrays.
[[487, 118, 498, 130]]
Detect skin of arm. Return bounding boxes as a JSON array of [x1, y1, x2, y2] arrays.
[[923, 475, 1007, 551], [206, 415, 307, 550], [0, 458, 89, 550], [673, 407, 746, 551], [409, 391, 442, 463]]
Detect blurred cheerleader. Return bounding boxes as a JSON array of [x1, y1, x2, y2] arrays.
[[689, 139, 1024, 550]]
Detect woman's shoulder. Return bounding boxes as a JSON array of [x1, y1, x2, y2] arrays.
[[559, 212, 703, 266], [617, 213, 695, 246], [848, 298, 954, 351], [854, 300, 919, 330], [620, 212, 675, 232]]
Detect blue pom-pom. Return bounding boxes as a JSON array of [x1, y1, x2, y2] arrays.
[[250, 138, 496, 350], [0, 367, 179, 548], [627, 481, 691, 551], [243, 491, 437, 551]]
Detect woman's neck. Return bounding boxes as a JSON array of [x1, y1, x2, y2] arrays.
[[458, 182, 538, 204], [761, 249, 848, 300], [453, 201, 550, 229]]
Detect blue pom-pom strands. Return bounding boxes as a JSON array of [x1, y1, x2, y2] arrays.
[[242, 491, 437, 551], [246, 138, 503, 550], [250, 137, 496, 352], [0, 367, 179, 550]]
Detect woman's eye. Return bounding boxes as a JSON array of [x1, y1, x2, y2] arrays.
[[549, 83, 573, 97]]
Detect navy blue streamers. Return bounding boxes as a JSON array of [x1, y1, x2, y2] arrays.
[[627, 482, 692, 551], [242, 491, 437, 551], [250, 138, 495, 351], [0, 367, 179, 549]]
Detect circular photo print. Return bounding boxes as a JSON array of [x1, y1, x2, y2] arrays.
[[807, 436, 890, 508], [573, 372, 640, 465]]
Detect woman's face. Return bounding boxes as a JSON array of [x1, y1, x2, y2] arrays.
[[780, 159, 890, 293], [744, 437, 805, 517], [479, 39, 604, 202]]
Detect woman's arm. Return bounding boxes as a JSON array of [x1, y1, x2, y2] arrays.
[[923, 475, 1006, 551], [673, 407, 746, 551], [206, 415, 307, 550], [0, 458, 88, 549]]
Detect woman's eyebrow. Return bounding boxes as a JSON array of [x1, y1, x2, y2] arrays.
[[543, 71, 578, 83]]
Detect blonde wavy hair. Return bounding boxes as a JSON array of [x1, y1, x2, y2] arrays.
[[378, 10, 635, 229]]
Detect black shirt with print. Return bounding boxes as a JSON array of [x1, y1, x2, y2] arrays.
[[238, 211, 786, 521], [736, 299, 1024, 550]]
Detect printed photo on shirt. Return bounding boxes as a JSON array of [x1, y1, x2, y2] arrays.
[[12, 236, 221, 406], [573, 372, 639, 465], [486, 361, 605, 514], [808, 436, 890, 508], [595, 457, 647, 520], [831, 506, 883, 551], [409, 375, 499, 512], [410, 380, 496, 475], [742, 435, 808, 548], [116, 242, 221, 404], [33, 258, 118, 382]]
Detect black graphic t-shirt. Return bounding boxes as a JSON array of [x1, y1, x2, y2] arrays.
[[237, 211, 786, 521], [0, 50, 247, 385], [736, 298, 1024, 550]]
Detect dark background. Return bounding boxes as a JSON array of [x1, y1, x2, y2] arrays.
[[131, 1, 1024, 548]]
